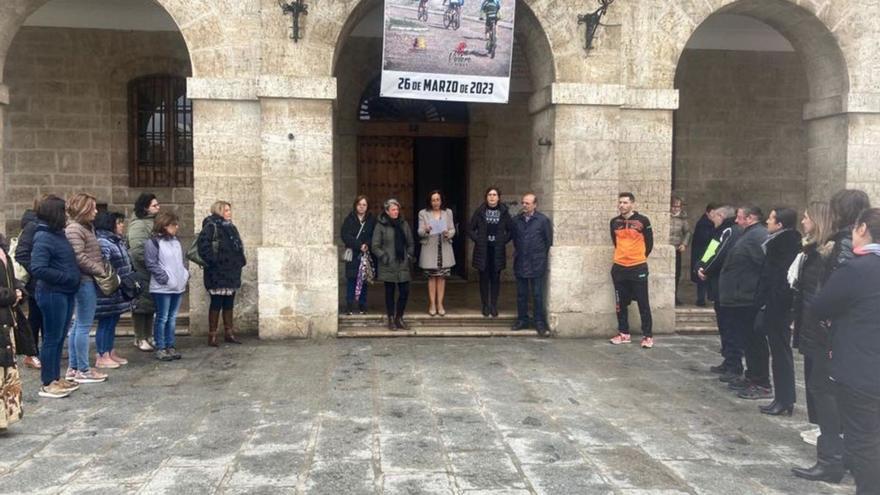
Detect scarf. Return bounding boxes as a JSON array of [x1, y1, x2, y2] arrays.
[[854, 243, 880, 257], [390, 217, 407, 262]]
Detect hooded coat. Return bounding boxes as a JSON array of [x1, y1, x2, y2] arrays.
[[126, 215, 155, 314], [94, 229, 135, 319], [468, 202, 511, 272], [198, 214, 247, 290], [372, 213, 415, 283]]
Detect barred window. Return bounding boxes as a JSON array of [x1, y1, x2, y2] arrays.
[[128, 75, 193, 187]]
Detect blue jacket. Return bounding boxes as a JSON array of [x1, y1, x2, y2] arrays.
[[95, 230, 134, 318], [29, 223, 81, 294], [510, 210, 553, 278]]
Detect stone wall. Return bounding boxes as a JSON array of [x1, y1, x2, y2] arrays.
[[2, 27, 193, 236], [673, 49, 809, 225]]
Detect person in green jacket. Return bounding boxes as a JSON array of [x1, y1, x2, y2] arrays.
[[127, 193, 160, 351], [372, 198, 415, 331]]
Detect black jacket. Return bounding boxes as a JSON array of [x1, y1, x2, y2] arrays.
[[510, 211, 552, 279], [755, 229, 802, 326], [828, 227, 855, 273], [812, 251, 880, 399], [14, 209, 38, 293], [793, 241, 834, 356], [198, 215, 247, 291], [718, 222, 767, 308], [691, 213, 715, 282], [340, 211, 376, 279], [468, 203, 511, 272], [699, 218, 740, 297]]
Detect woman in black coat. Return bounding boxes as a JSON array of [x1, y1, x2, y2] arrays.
[[198, 201, 246, 346], [809, 208, 880, 494], [468, 187, 511, 317], [341, 196, 376, 315], [690, 204, 717, 306]]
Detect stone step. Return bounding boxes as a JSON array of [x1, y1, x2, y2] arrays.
[[88, 313, 191, 337], [676, 325, 718, 334], [338, 327, 539, 338], [339, 312, 517, 328]]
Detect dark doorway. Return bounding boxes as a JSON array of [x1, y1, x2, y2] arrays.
[[413, 137, 468, 278]]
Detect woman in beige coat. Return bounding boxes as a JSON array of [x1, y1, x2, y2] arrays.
[[418, 190, 456, 316]]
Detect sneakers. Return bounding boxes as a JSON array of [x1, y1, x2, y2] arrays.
[[95, 353, 120, 369], [23, 355, 42, 369], [109, 350, 128, 365], [718, 371, 742, 383], [737, 384, 773, 400], [39, 381, 72, 399], [727, 377, 751, 391], [155, 349, 174, 361], [135, 339, 154, 352], [640, 337, 654, 349], [73, 369, 108, 384], [56, 379, 79, 392], [709, 363, 727, 374], [610, 333, 631, 345], [65, 368, 77, 382], [167, 348, 182, 360]]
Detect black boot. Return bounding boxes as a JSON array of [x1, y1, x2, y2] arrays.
[[482, 304, 490, 317], [345, 302, 353, 316], [759, 400, 793, 416], [490, 304, 498, 318], [394, 315, 409, 330], [386, 315, 395, 330], [791, 461, 845, 483]]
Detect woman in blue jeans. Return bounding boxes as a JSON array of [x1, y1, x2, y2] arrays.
[[64, 193, 109, 384], [29, 195, 81, 398], [94, 211, 135, 369], [144, 211, 189, 362]]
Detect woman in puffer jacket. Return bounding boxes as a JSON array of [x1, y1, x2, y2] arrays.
[[94, 212, 135, 369]]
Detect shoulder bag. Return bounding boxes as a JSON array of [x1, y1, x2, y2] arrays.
[[94, 261, 120, 296], [343, 221, 366, 262]]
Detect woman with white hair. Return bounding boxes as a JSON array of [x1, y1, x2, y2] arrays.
[[372, 198, 415, 330]]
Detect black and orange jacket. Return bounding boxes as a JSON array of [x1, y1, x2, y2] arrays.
[[610, 212, 653, 267]]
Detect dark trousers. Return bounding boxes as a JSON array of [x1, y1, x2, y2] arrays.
[[384, 282, 410, 318], [479, 244, 501, 309], [766, 312, 796, 405], [515, 276, 545, 325], [804, 355, 818, 424], [696, 280, 708, 304], [745, 309, 771, 388], [614, 278, 652, 337], [836, 382, 880, 494], [27, 295, 42, 352], [674, 251, 682, 301], [346, 277, 368, 307], [807, 353, 843, 465], [716, 305, 747, 373], [35, 289, 74, 387]]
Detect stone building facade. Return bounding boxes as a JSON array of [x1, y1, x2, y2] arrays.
[[1, 0, 879, 339]]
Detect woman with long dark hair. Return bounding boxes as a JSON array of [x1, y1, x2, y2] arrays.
[[468, 186, 511, 317], [810, 208, 880, 494]]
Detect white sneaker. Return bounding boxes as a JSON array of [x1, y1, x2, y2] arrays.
[[136, 339, 154, 352], [73, 369, 108, 384]]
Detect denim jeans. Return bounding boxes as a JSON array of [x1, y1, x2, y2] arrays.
[[515, 276, 546, 325], [152, 293, 183, 350], [69, 281, 97, 372], [35, 288, 75, 386], [95, 314, 121, 355], [346, 277, 368, 306]]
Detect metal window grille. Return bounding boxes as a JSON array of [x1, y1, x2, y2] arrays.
[[128, 75, 193, 187]]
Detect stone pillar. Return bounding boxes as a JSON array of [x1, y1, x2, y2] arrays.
[[532, 83, 678, 337], [842, 94, 880, 203], [803, 94, 850, 202], [257, 77, 338, 339], [188, 78, 263, 336], [0, 83, 8, 236]]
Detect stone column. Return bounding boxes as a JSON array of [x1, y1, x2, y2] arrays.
[[257, 77, 338, 339], [188, 78, 263, 336], [0, 83, 8, 236], [531, 83, 678, 337], [842, 94, 880, 202]]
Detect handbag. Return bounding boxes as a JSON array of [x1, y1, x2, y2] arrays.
[[12, 306, 37, 357], [119, 274, 143, 301], [0, 325, 15, 368], [343, 221, 366, 262], [94, 261, 120, 296], [187, 224, 219, 268]]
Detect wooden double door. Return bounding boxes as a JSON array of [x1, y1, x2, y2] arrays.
[[357, 135, 468, 277]]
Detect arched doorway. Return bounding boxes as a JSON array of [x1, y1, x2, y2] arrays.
[[672, 1, 849, 299], [333, 0, 555, 328]]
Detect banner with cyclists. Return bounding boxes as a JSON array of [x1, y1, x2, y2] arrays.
[[380, 0, 516, 104]]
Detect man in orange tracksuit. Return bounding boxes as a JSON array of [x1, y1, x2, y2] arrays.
[[609, 192, 654, 348]]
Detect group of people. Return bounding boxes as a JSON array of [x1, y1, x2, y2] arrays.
[[340, 188, 554, 334], [0, 192, 246, 414], [686, 190, 879, 494]]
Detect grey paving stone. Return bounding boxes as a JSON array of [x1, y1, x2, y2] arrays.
[[384, 472, 455, 494], [584, 446, 689, 491], [314, 417, 373, 461], [521, 462, 613, 495], [304, 460, 375, 495], [140, 465, 227, 494], [0, 454, 91, 495], [381, 435, 447, 472], [448, 451, 526, 491]]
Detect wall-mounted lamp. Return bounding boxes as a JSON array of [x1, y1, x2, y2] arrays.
[[538, 138, 553, 147], [278, 0, 309, 42], [577, 0, 614, 52]]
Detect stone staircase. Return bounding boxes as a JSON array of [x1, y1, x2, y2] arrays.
[[675, 306, 717, 334], [338, 310, 538, 337], [89, 312, 190, 337]]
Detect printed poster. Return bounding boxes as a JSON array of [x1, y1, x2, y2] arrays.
[[380, 0, 517, 104]]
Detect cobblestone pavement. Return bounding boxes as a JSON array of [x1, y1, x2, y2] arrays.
[[1, 335, 855, 494]]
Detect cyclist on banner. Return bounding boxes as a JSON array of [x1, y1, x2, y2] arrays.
[[417, 0, 429, 21], [442, 0, 464, 30], [480, 0, 501, 40]]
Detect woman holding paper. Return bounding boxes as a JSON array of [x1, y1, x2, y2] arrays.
[[418, 190, 456, 316]]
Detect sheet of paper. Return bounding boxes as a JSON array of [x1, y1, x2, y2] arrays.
[[429, 217, 447, 235]]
